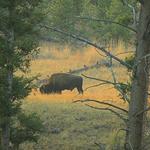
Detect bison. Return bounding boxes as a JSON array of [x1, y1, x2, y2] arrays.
[[39, 73, 83, 94], [39, 84, 50, 94]]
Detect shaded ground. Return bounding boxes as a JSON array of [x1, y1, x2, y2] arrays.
[[20, 100, 125, 150]]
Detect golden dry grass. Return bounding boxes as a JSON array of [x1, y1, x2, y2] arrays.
[[21, 42, 131, 150], [24, 41, 132, 107]]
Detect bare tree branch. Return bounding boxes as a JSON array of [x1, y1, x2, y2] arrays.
[[95, 142, 106, 149], [82, 73, 130, 102], [115, 51, 135, 57], [82, 72, 130, 103], [82, 74, 127, 87], [115, 128, 128, 140], [73, 99, 128, 113], [107, 57, 116, 82], [40, 24, 132, 69], [82, 74, 118, 85], [135, 107, 150, 116], [85, 104, 127, 122], [121, 0, 137, 28], [132, 53, 150, 74], [138, 0, 144, 5], [84, 83, 108, 91], [107, 58, 130, 103], [76, 16, 137, 33]]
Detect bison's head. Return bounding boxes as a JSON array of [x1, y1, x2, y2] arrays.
[[39, 84, 46, 94], [39, 84, 54, 94]]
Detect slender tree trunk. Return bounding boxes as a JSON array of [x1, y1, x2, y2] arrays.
[[1, 4, 14, 148], [1, 124, 10, 150], [1, 68, 13, 150], [126, 1, 150, 149], [12, 144, 19, 150]]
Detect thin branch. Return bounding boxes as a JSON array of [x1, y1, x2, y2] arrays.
[[82, 74, 127, 87], [73, 99, 128, 113], [138, 0, 144, 5], [121, 0, 137, 27], [82, 73, 130, 103], [135, 107, 150, 116], [76, 16, 137, 33], [115, 128, 127, 140], [107, 58, 130, 103], [85, 104, 127, 122], [82, 74, 117, 85], [107, 57, 117, 83], [133, 53, 150, 69], [40, 24, 132, 69], [93, 48, 106, 57], [84, 83, 108, 91], [95, 142, 106, 149], [115, 51, 135, 57]]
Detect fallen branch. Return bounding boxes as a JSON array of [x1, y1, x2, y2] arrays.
[[73, 99, 128, 113], [67, 62, 102, 74]]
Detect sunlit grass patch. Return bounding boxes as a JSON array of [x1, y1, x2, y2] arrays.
[[23, 41, 131, 106]]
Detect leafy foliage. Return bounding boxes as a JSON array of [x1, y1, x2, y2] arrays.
[[115, 82, 131, 102], [10, 112, 44, 149], [125, 55, 135, 71], [42, 0, 137, 44], [0, 0, 44, 148]]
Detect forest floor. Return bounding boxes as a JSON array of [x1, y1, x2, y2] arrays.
[[21, 100, 125, 150]]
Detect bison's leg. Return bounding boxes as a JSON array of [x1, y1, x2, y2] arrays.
[[70, 87, 75, 91], [55, 90, 62, 94], [58, 90, 62, 94], [77, 86, 83, 94]]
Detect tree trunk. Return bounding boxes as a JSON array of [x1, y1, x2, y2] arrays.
[[1, 123, 10, 150], [1, 69, 13, 150], [1, 4, 14, 148], [126, 1, 150, 149]]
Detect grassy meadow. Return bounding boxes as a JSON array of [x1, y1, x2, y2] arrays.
[[21, 42, 133, 150]]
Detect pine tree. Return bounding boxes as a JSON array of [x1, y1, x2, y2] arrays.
[[0, 0, 43, 149]]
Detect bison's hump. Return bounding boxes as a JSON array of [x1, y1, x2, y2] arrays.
[[50, 73, 82, 79]]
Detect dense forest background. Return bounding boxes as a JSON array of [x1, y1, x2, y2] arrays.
[[40, 0, 137, 45]]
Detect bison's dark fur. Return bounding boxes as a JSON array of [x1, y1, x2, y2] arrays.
[[39, 73, 83, 94], [39, 84, 50, 94]]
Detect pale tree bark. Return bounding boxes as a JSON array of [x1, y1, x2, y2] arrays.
[[126, 1, 150, 149]]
